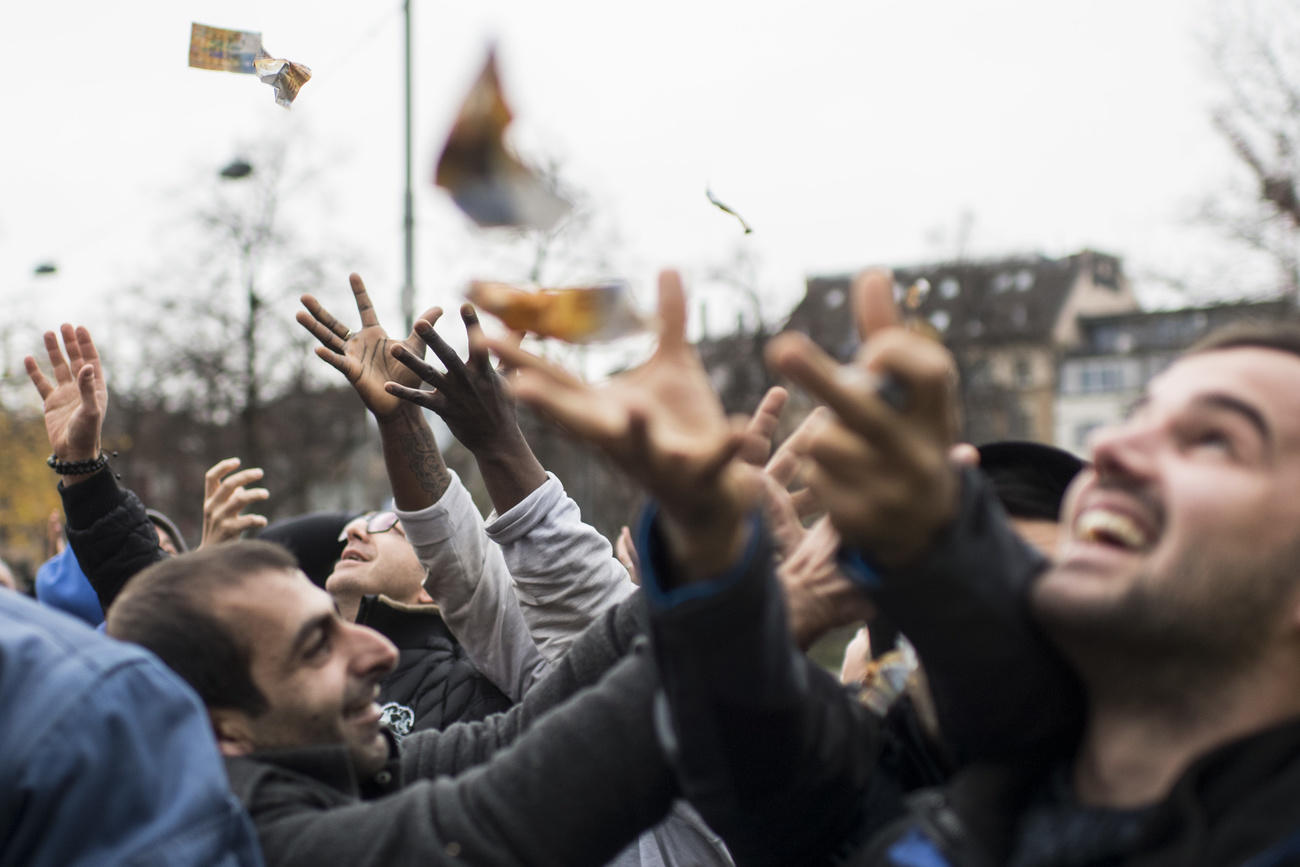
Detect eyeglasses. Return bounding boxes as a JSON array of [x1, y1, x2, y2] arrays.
[[337, 511, 402, 542]]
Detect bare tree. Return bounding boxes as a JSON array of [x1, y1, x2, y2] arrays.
[[1202, 0, 1300, 295], [101, 140, 384, 536]]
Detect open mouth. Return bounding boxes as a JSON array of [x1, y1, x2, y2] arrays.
[[1074, 508, 1153, 552], [339, 548, 368, 563]]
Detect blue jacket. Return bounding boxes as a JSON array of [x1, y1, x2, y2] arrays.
[[0, 589, 263, 866], [34, 546, 103, 627]]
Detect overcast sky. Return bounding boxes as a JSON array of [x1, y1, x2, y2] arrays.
[[0, 0, 1266, 380]]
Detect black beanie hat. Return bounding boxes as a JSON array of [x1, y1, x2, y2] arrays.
[[976, 440, 1087, 522], [256, 511, 359, 589]]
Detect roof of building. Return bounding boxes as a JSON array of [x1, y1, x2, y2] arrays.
[[1071, 298, 1296, 356], [784, 249, 1126, 360]]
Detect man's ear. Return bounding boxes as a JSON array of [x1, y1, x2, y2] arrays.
[[416, 587, 435, 606], [210, 708, 256, 757]]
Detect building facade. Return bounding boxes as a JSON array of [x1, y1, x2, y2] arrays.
[[787, 249, 1139, 445], [1055, 299, 1296, 454]]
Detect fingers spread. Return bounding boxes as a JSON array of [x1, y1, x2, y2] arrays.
[[461, 305, 493, 375], [414, 318, 470, 386], [739, 386, 788, 466], [385, 381, 446, 413], [75, 364, 100, 412], [44, 331, 70, 382], [204, 457, 243, 496], [75, 327, 102, 375], [314, 346, 357, 380], [61, 324, 83, 372], [349, 273, 380, 329], [391, 343, 447, 389], [25, 356, 53, 400], [298, 298, 348, 352]]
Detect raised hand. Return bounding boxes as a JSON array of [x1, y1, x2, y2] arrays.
[[386, 305, 527, 457], [297, 273, 441, 419], [766, 269, 960, 565], [486, 269, 755, 579], [25, 325, 109, 472], [199, 457, 270, 548], [740, 396, 874, 648], [737, 386, 788, 467]]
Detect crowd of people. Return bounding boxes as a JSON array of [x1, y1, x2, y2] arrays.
[[5, 265, 1300, 866]]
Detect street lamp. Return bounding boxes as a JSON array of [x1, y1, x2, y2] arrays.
[[220, 158, 253, 180], [218, 158, 264, 470]]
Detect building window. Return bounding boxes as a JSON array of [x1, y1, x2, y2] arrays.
[[939, 277, 960, 299], [1015, 269, 1035, 291], [929, 310, 951, 333], [824, 288, 845, 309], [1075, 359, 1126, 393]]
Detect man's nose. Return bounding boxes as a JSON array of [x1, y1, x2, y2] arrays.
[[347, 622, 398, 678], [1087, 417, 1159, 484]]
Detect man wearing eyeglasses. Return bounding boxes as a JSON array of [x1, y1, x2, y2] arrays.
[[324, 507, 513, 735]]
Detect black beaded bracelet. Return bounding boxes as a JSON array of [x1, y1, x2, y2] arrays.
[[46, 452, 109, 475]]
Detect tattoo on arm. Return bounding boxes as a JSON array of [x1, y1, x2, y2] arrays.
[[382, 409, 451, 505]]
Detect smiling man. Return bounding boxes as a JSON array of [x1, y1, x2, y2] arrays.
[[106, 539, 677, 867], [629, 313, 1300, 866], [320, 506, 513, 736]]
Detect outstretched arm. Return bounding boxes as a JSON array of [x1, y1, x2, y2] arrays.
[[486, 270, 883, 864], [26, 325, 165, 611], [386, 306, 546, 514], [767, 269, 1083, 765], [299, 274, 547, 696], [388, 305, 635, 663], [297, 272, 451, 510]]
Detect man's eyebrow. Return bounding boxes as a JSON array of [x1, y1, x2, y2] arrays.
[[1196, 392, 1273, 446], [287, 611, 334, 663]]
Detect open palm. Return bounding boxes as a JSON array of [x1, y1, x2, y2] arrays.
[[25, 325, 108, 460], [297, 273, 440, 418]]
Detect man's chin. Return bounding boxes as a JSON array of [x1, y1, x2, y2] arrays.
[[351, 728, 393, 778]]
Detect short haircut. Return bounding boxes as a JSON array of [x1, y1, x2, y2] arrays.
[[107, 540, 299, 716], [1186, 319, 1300, 361]]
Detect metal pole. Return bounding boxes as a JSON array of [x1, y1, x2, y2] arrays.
[[401, 0, 416, 335]]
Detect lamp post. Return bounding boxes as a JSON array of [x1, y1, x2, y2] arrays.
[[218, 158, 264, 471], [401, 0, 416, 334]]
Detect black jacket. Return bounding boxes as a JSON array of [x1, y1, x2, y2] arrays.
[[226, 595, 676, 867], [356, 595, 512, 733], [640, 471, 1300, 866], [63, 470, 514, 732]]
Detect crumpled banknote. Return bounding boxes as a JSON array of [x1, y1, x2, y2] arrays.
[[434, 51, 570, 230], [467, 281, 647, 343], [188, 23, 311, 108]]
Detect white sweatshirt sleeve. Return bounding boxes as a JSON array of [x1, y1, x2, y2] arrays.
[[395, 471, 550, 702], [484, 472, 637, 663]]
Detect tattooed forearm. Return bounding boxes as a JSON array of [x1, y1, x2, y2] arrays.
[[379, 407, 451, 509]]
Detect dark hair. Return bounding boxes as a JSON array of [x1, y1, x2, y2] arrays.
[[107, 540, 299, 716], [1186, 320, 1300, 360]]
